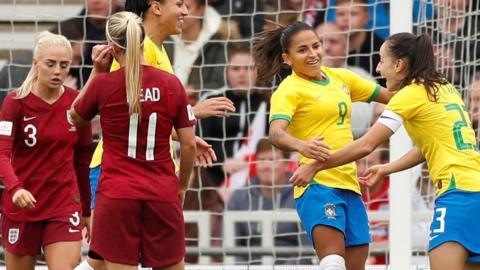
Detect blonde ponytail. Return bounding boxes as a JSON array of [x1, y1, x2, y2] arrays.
[[106, 11, 144, 115], [16, 31, 72, 99]]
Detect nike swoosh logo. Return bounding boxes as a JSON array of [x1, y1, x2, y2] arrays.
[[429, 235, 439, 241], [23, 116, 36, 121], [69, 228, 80, 233]]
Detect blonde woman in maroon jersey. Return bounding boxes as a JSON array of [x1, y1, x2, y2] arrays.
[[0, 31, 92, 270], [70, 11, 196, 270]]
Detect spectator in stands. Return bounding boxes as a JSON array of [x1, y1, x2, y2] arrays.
[[209, 0, 265, 38], [415, 0, 480, 89], [164, 0, 239, 90], [315, 22, 376, 138], [198, 45, 268, 186], [183, 168, 224, 263], [263, 0, 298, 31], [356, 146, 389, 264], [0, 31, 92, 270], [468, 74, 480, 141], [254, 21, 392, 270], [227, 138, 311, 265], [70, 11, 197, 270], [334, 0, 384, 80], [51, 0, 122, 87]]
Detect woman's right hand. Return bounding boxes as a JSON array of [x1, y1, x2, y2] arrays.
[[297, 137, 331, 161], [359, 165, 387, 187], [12, 188, 36, 209], [91, 44, 113, 73]]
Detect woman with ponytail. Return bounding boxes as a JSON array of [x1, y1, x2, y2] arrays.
[[254, 21, 393, 270], [292, 32, 480, 270], [0, 31, 92, 269], [70, 11, 196, 270]]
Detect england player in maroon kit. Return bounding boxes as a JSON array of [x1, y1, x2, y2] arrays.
[[0, 32, 92, 269], [70, 11, 197, 270]]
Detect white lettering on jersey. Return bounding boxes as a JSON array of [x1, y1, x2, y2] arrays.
[[187, 105, 196, 121], [69, 211, 80, 226], [0, 121, 13, 136], [140, 87, 161, 102]]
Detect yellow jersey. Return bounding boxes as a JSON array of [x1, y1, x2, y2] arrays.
[[90, 36, 175, 168], [270, 67, 380, 198], [386, 82, 480, 196]]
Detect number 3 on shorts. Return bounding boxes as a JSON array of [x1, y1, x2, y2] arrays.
[[432, 207, 446, 234]]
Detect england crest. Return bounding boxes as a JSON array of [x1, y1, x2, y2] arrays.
[[324, 203, 336, 219], [8, 228, 19, 244]]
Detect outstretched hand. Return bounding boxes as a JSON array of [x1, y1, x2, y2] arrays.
[[289, 162, 322, 187], [358, 164, 387, 187], [297, 136, 331, 161], [193, 97, 235, 119], [91, 44, 113, 73], [195, 136, 217, 168]]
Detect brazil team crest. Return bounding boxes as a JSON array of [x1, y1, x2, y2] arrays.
[[324, 203, 337, 219], [8, 228, 19, 244]]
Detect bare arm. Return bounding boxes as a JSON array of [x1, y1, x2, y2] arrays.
[[375, 87, 397, 104], [359, 147, 425, 187], [71, 45, 113, 107], [269, 119, 330, 160], [176, 126, 197, 191], [289, 122, 394, 187]]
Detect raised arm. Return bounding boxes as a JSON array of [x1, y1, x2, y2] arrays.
[[269, 119, 331, 161]]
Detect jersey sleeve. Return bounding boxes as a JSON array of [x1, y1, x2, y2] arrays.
[[74, 123, 93, 217], [385, 85, 422, 121], [269, 84, 300, 124], [74, 77, 101, 121], [337, 68, 381, 103], [172, 77, 196, 129], [0, 95, 23, 194]]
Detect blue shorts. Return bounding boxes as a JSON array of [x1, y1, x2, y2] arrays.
[[295, 184, 371, 247], [89, 166, 101, 209], [429, 190, 480, 262]]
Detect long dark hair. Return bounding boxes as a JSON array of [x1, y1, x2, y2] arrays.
[[386, 32, 448, 101], [252, 21, 313, 83]]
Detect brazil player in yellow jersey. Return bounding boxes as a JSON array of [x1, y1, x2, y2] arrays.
[[291, 32, 480, 270], [253, 21, 394, 270]]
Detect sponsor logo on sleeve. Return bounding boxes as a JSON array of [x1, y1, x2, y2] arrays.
[[0, 121, 13, 136], [187, 104, 196, 121]]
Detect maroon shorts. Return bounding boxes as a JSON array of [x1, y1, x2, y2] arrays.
[[1, 211, 82, 256], [90, 194, 185, 267]]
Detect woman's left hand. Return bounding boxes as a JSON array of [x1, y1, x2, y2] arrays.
[[194, 136, 217, 168], [289, 162, 321, 187]]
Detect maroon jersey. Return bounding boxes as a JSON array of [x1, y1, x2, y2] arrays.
[[0, 87, 92, 222], [74, 66, 195, 202]]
